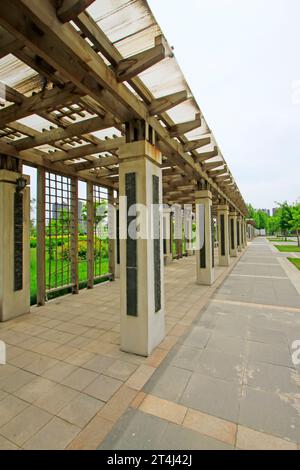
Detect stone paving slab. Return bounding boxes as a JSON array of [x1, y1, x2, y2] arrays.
[[97, 239, 300, 449]]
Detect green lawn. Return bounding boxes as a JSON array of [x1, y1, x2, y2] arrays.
[[30, 247, 109, 305], [288, 258, 300, 271], [268, 238, 292, 242], [275, 245, 300, 253]]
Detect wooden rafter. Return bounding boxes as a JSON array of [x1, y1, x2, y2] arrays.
[[116, 36, 168, 83], [149, 91, 188, 116], [0, 83, 82, 127], [56, 0, 96, 23], [48, 137, 123, 163]]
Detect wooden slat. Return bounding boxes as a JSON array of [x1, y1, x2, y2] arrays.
[[108, 187, 115, 280], [0, 83, 82, 127], [74, 155, 119, 172], [71, 176, 79, 294], [36, 167, 46, 306], [86, 181, 94, 289], [49, 137, 124, 163], [12, 116, 117, 151]]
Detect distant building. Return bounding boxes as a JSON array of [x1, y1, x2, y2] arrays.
[[272, 208, 279, 216], [259, 209, 270, 216], [51, 201, 69, 220]]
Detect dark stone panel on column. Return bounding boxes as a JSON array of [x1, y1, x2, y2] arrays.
[[125, 173, 137, 316], [220, 214, 225, 256], [14, 191, 23, 291], [211, 206, 214, 268], [231, 218, 235, 250], [200, 205, 206, 268], [116, 208, 120, 265], [153, 175, 161, 313], [237, 221, 240, 246]]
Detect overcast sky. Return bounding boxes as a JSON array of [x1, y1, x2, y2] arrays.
[[148, 0, 300, 210]]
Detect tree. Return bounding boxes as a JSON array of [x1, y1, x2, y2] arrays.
[[277, 202, 293, 240], [289, 204, 300, 247], [81, 200, 108, 236]]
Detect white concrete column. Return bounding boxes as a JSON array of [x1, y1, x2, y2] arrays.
[[237, 215, 242, 252], [242, 219, 247, 248], [217, 204, 230, 267], [195, 190, 214, 286], [0, 170, 30, 321], [163, 206, 172, 265], [229, 212, 238, 257], [119, 140, 165, 356]]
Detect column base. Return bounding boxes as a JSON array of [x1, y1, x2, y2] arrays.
[[164, 254, 172, 266], [197, 268, 215, 286]]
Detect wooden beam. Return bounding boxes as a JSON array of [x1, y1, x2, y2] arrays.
[[116, 36, 168, 83], [70, 176, 79, 294], [183, 136, 211, 153], [36, 167, 46, 306], [0, 83, 82, 127], [202, 161, 224, 171], [12, 116, 117, 151], [56, 0, 96, 23], [49, 137, 124, 163], [195, 146, 218, 163], [169, 114, 201, 137], [75, 156, 119, 172], [0, 27, 21, 59], [86, 181, 94, 289], [209, 167, 227, 176], [148, 91, 188, 116]]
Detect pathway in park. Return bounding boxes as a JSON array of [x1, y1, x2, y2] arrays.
[[100, 238, 300, 450]]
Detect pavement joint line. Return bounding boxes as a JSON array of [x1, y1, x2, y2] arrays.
[[229, 274, 288, 280], [211, 298, 300, 313]]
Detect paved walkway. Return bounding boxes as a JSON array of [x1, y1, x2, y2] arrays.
[[100, 239, 300, 450], [0, 250, 235, 450]]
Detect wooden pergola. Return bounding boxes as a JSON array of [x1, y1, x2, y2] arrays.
[[0, 0, 248, 356]]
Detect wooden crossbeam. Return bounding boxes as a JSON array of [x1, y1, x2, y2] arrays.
[[202, 160, 224, 171], [116, 36, 168, 83], [209, 167, 227, 176], [0, 27, 21, 59], [56, 0, 96, 23], [183, 136, 211, 152], [195, 146, 218, 163], [12, 116, 117, 151], [48, 136, 124, 163], [0, 83, 82, 127], [74, 155, 119, 172], [148, 91, 188, 116], [169, 113, 201, 137]]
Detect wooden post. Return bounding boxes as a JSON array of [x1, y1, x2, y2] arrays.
[[37, 167, 46, 306], [108, 187, 115, 280], [71, 176, 79, 294], [87, 182, 94, 289]]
